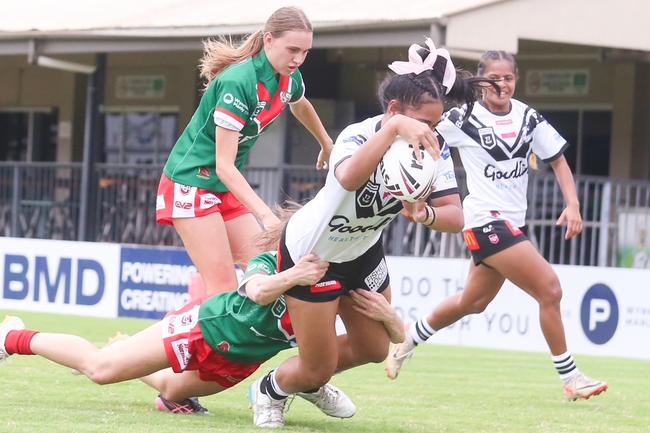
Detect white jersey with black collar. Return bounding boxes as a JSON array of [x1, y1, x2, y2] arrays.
[[284, 114, 459, 263], [436, 99, 568, 229]]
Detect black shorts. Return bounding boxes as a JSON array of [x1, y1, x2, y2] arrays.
[[463, 220, 528, 265], [278, 233, 390, 303]]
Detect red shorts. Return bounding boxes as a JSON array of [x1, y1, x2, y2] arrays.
[[161, 298, 262, 388], [156, 174, 250, 225]]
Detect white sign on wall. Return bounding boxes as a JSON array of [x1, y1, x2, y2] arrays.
[[387, 256, 650, 360], [525, 69, 590, 96], [0, 237, 120, 317]]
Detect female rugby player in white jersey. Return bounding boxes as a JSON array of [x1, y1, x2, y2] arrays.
[[247, 40, 499, 428], [386, 51, 607, 401]]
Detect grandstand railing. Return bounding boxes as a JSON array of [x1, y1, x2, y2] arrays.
[[1, 161, 648, 267]]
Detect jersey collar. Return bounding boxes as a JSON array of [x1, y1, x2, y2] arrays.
[[252, 50, 278, 81]]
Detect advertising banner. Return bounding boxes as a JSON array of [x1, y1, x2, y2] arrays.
[[0, 237, 120, 317], [118, 246, 196, 320], [388, 257, 650, 360]]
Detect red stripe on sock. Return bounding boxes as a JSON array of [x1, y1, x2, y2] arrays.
[[5, 330, 39, 355]]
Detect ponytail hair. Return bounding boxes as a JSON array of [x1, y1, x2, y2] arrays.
[[251, 201, 303, 254], [446, 70, 500, 120], [199, 6, 312, 86], [199, 32, 264, 84]]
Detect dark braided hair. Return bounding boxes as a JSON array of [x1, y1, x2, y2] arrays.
[[379, 46, 499, 121]]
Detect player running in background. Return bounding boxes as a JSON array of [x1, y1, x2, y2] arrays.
[[156, 6, 333, 299], [248, 39, 497, 428], [0, 246, 405, 418], [386, 50, 608, 401]]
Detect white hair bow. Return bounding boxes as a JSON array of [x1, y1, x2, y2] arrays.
[[388, 38, 457, 95]]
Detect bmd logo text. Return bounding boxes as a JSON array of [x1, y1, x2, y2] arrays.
[[580, 283, 618, 344]]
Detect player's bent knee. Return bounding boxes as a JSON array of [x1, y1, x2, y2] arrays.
[[535, 276, 563, 306]]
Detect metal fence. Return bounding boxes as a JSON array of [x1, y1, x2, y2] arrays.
[[1, 161, 649, 267]]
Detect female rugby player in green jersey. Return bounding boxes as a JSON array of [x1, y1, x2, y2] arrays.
[[0, 249, 405, 418], [156, 6, 333, 298]]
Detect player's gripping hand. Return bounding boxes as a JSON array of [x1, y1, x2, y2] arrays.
[[348, 289, 393, 322], [388, 114, 441, 162], [291, 254, 330, 286], [400, 199, 435, 224]]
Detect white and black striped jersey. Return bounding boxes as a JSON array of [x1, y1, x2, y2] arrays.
[[284, 114, 459, 263], [436, 99, 568, 229]]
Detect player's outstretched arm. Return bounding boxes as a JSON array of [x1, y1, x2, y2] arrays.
[[244, 254, 329, 305], [289, 97, 334, 170], [348, 289, 405, 343]]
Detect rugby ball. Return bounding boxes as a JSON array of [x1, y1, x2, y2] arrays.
[[379, 137, 436, 202]]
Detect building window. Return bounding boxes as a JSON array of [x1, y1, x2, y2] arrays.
[[104, 111, 178, 164], [539, 110, 612, 176], [0, 110, 58, 161]]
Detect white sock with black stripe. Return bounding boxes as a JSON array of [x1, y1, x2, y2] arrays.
[[260, 370, 290, 401], [408, 317, 436, 345], [552, 351, 580, 383]]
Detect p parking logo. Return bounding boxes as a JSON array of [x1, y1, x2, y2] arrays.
[[580, 283, 619, 344]]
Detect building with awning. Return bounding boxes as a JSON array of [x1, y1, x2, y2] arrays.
[[1, 0, 648, 178]]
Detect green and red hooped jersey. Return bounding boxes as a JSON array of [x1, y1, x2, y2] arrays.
[[197, 251, 296, 365], [163, 51, 305, 192]]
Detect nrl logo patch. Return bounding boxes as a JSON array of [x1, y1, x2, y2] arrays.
[[478, 127, 497, 150]]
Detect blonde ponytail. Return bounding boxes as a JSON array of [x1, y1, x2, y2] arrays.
[[199, 31, 264, 85]]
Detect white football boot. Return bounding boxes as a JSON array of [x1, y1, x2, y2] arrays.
[[248, 377, 287, 428], [0, 316, 25, 362], [298, 383, 356, 418]]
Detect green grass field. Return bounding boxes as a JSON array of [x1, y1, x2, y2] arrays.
[[1, 310, 648, 433]]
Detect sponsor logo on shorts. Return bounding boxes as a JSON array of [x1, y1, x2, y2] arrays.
[[364, 258, 388, 292], [171, 339, 191, 370], [504, 220, 523, 236], [200, 194, 221, 209], [488, 233, 500, 244], [175, 201, 192, 209], [156, 194, 166, 211], [163, 305, 199, 338], [179, 185, 192, 195], [463, 230, 480, 251], [482, 224, 494, 233], [310, 280, 343, 294]]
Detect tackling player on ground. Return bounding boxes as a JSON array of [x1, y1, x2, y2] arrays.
[[0, 246, 403, 419]]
